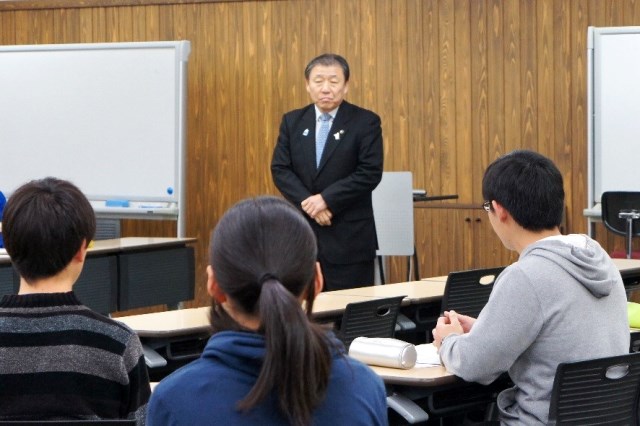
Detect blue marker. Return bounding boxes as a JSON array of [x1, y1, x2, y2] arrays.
[[105, 199, 130, 207]]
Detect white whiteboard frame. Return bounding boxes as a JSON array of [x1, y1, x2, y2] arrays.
[[0, 41, 190, 237], [587, 26, 640, 208]]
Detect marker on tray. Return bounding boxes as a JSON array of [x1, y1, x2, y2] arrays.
[[105, 199, 130, 207]]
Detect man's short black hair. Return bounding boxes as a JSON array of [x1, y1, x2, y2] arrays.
[[482, 150, 564, 231], [3, 177, 96, 282], [304, 53, 350, 82]]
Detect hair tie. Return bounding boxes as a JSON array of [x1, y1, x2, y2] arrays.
[[259, 273, 279, 285]]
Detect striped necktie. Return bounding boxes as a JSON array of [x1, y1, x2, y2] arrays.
[[316, 113, 332, 168]]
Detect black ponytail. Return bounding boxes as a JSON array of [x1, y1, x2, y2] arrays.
[[208, 196, 333, 425], [237, 278, 331, 426]]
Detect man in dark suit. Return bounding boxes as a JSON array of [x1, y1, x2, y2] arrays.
[[271, 53, 383, 291]]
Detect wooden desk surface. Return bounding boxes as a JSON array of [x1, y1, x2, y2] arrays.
[[421, 276, 448, 283], [118, 294, 387, 336], [90, 237, 197, 254], [117, 280, 446, 337], [612, 258, 640, 276], [117, 306, 211, 338], [327, 280, 446, 304], [1, 237, 197, 265], [369, 364, 456, 387], [312, 293, 384, 319]]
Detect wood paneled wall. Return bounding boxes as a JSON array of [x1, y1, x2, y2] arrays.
[[2, 0, 639, 309]]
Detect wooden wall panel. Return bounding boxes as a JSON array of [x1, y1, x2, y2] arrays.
[[422, 0, 439, 197], [453, 0, 470, 200], [536, 0, 553, 159], [470, 1, 488, 188], [438, 0, 455, 195], [503, 0, 521, 155], [569, 0, 589, 234], [2, 0, 639, 309]]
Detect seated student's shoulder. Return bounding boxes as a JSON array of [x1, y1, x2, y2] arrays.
[[333, 352, 385, 386], [318, 353, 388, 425], [324, 335, 384, 389], [84, 308, 141, 341], [152, 356, 206, 392]]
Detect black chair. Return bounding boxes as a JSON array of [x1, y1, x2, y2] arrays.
[[547, 352, 640, 425], [630, 329, 640, 353], [337, 295, 405, 350], [601, 191, 640, 259], [440, 266, 506, 318]]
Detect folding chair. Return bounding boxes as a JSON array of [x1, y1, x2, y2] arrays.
[[548, 352, 640, 425], [337, 295, 405, 350], [601, 191, 640, 259], [440, 266, 506, 318]]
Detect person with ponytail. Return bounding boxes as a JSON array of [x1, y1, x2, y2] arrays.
[[147, 196, 387, 425]]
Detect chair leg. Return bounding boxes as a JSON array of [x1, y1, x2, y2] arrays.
[[387, 392, 429, 424], [619, 210, 640, 259], [626, 217, 634, 259], [377, 255, 386, 284]]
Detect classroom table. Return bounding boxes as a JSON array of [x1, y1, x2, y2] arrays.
[[116, 304, 211, 381], [116, 278, 448, 380], [0, 237, 197, 314], [613, 258, 640, 291], [312, 293, 399, 320], [119, 279, 447, 326], [117, 306, 211, 338], [116, 290, 427, 336], [119, 261, 640, 422], [325, 279, 446, 302], [370, 363, 454, 387], [116, 258, 640, 354], [115, 258, 640, 335], [117, 259, 640, 350]]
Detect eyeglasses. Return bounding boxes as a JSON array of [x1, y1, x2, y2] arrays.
[[483, 200, 492, 212]]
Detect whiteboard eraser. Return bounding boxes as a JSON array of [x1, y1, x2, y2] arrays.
[[105, 199, 130, 207]]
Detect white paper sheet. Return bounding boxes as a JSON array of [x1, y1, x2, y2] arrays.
[[415, 343, 442, 366]]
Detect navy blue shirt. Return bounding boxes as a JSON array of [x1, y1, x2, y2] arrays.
[[147, 330, 388, 425]]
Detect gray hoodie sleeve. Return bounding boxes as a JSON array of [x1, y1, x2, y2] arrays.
[[438, 266, 543, 385]]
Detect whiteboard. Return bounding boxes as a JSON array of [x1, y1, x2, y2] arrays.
[[588, 27, 640, 206], [0, 41, 190, 234]]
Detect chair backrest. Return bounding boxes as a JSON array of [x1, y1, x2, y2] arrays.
[[372, 172, 414, 257], [547, 352, 640, 425], [601, 191, 640, 237], [338, 295, 405, 350], [440, 266, 506, 318]]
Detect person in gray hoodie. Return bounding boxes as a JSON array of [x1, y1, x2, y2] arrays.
[[432, 150, 629, 425]]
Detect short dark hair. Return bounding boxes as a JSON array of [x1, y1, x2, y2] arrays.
[[482, 150, 564, 231], [3, 177, 96, 282], [304, 53, 350, 82], [208, 196, 331, 426]]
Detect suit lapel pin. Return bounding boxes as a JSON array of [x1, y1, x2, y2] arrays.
[[303, 128, 309, 136], [334, 130, 345, 140]]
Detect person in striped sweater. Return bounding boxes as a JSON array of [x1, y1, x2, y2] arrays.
[[0, 177, 150, 424]]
